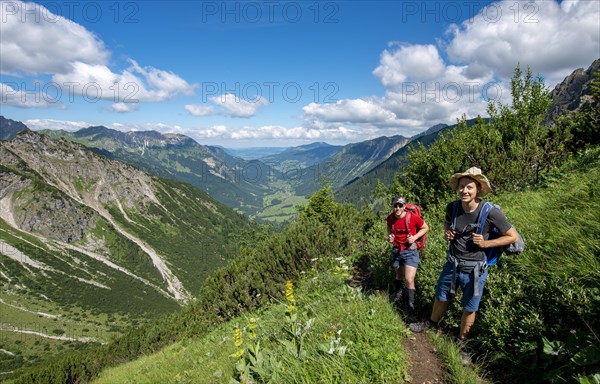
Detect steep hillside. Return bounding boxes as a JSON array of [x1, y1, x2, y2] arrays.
[[39, 126, 275, 215], [0, 131, 247, 375], [294, 135, 410, 196]]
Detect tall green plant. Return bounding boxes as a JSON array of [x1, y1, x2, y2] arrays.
[[487, 65, 552, 189]]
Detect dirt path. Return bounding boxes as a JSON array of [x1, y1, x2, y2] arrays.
[[403, 332, 445, 383], [350, 255, 446, 383]]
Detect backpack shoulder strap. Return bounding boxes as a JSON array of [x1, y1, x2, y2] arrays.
[[475, 202, 495, 235], [450, 200, 460, 231]]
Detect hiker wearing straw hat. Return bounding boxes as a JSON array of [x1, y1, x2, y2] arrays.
[[409, 167, 518, 342]]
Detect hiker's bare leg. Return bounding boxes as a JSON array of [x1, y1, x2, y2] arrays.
[[459, 310, 476, 338], [404, 266, 417, 289], [431, 299, 449, 322]]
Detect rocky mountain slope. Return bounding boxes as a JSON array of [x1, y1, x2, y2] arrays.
[[545, 58, 599, 124], [0, 131, 247, 373], [294, 135, 410, 196], [39, 126, 274, 215]]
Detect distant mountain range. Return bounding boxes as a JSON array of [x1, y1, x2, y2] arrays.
[[259, 142, 343, 170], [293, 135, 410, 196], [2, 60, 595, 221], [335, 118, 482, 207], [2, 121, 415, 219], [220, 146, 288, 160]]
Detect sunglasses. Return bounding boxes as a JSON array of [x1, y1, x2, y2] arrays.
[[394, 204, 404, 208]]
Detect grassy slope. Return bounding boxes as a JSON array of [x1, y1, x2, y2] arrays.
[[94, 270, 412, 384]]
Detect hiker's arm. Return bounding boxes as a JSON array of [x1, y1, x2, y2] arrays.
[[411, 221, 429, 241], [387, 224, 394, 243], [472, 227, 518, 249], [444, 221, 455, 241]]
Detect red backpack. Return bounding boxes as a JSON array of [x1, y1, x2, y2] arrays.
[[404, 204, 427, 253]]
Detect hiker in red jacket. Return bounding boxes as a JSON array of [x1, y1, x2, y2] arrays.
[[409, 167, 518, 343], [387, 196, 429, 318]]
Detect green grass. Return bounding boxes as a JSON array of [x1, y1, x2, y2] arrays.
[[93, 270, 412, 384], [428, 332, 490, 384], [0, 293, 127, 375]]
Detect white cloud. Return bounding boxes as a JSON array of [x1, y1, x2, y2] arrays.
[[22, 118, 370, 145], [446, 0, 600, 86], [0, 1, 109, 75], [185, 104, 215, 117], [1, 82, 63, 109], [302, 99, 397, 124], [303, 0, 598, 137], [24, 118, 92, 131], [208, 93, 269, 118], [305, 45, 501, 132], [1, 1, 196, 112], [51, 60, 196, 104], [111, 102, 139, 113], [372, 44, 446, 87]]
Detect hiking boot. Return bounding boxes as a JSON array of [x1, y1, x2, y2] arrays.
[[408, 319, 435, 333], [393, 289, 403, 305], [404, 289, 415, 316]]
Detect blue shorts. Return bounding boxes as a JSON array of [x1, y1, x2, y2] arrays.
[[390, 248, 420, 269], [435, 261, 489, 312]]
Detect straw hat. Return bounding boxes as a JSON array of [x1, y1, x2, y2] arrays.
[[449, 167, 492, 196]]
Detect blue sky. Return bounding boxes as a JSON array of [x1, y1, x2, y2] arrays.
[[1, 0, 599, 147]]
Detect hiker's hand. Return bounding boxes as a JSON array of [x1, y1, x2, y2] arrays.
[[406, 234, 415, 244], [472, 233, 486, 248], [444, 230, 456, 241], [388, 234, 394, 243]]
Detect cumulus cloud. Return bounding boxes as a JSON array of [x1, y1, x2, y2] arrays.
[[303, 0, 598, 136], [51, 60, 196, 104], [372, 44, 446, 87], [446, 0, 600, 85], [1, 1, 196, 111], [111, 102, 139, 113], [208, 93, 269, 118], [185, 104, 215, 117], [305, 44, 501, 132], [302, 99, 397, 124], [0, 1, 109, 75], [0, 82, 63, 109], [24, 118, 92, 131]]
